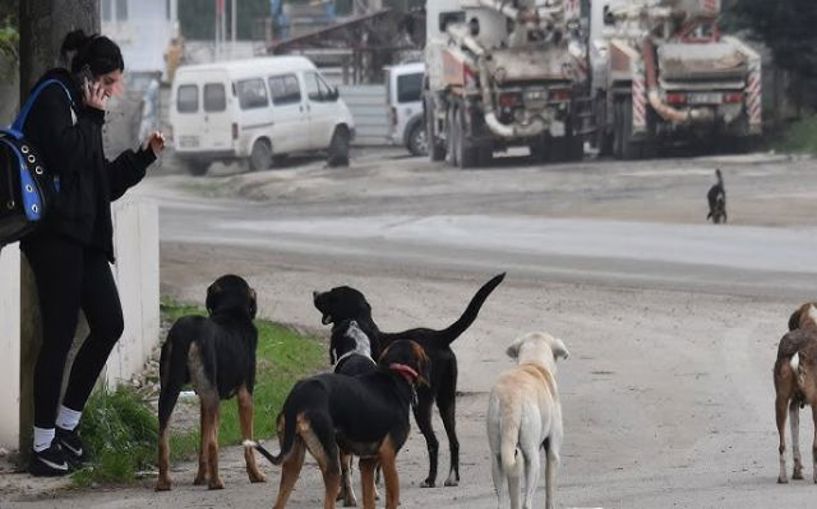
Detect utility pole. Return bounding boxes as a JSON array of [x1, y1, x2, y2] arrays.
[[18, 0, 100, 456], [231, 0, 237, 60]]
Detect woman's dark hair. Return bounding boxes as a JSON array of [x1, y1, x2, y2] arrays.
[[60, 29, 124, 76]]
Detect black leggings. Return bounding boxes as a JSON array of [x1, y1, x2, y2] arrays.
[[22, 234, 124, 429]]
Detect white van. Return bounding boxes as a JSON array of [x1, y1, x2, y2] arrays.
[[385, 62, 426, 156], [169, 56, 355, 175]]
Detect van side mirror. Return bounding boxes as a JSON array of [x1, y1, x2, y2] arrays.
[[331, 86, 340, 101]]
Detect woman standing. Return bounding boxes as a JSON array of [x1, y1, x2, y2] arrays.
[[21, 30, 165, 476]]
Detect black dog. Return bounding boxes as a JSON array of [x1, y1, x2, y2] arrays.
[[249, 340, 431, 509], [156, 274, 266, 491], [330, 319, 379, 506], [313, 272, 506, 488], [707, 168, 727, 224]]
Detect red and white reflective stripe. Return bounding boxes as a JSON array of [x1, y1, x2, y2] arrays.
[[632, 79, 647, 128], [746, 67, 762, 125]]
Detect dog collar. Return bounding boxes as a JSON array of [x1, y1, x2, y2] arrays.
[[335, 350, 376, 367], [389, 363, 419, 384]]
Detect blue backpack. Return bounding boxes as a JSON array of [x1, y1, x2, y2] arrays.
[[0, 79, 74, 246]]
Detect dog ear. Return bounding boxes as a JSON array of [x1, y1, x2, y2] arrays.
[[248, 287, 258, 319], [789, 307, 803, 331], [206, 281, 221, 315], [551, 337, 569, 362], [506, 337, 523, 359]]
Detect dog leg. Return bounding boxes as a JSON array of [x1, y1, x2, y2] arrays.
[[508, 464, 522, 509], [359, 458, 377, 509], [378, 438, 400, 509], [273, 439, 306, 509], [338, 452, 358, 507], [544, 441, 560, 509], [812, 405, 817, 483], [437, 383, 460, 487], [776, 393, 790, 483], [790, 400, 804, 480], [237, 385, 266, 483], [490, 454, 504, 509], [521, 448, 540, 509], [204, 398, 224, 490], [194, 401, 210, 485], [156, 423, 173, 491], [413, 394, 439, 487], [299, 413, 341, 509]]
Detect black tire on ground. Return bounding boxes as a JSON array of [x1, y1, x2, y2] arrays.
[[614, 97, 641, 160], [407, 120, 428, 157], [446, 104, 457, 166], [426, 97, 446, 162], [249, 139, 272, 172], [186, 160, 210, 176], [454, 105, 478, 169], [477, 146, 493, 167], [327, 126, 350, 167], [530, 133, 549, 163]]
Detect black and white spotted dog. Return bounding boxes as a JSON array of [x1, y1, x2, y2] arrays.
[[707, 168, 727, 224], [330, 319, 379, 507]]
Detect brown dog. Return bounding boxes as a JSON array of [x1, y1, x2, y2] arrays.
[[155, 275, 265, 491], [774, 302, 817, 483], [248, 340, 431, 509]]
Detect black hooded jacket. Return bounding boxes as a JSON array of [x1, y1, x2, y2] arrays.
[[22, 68, 155, 261]]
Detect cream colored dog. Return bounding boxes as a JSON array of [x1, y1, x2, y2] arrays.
[[486, 332, 569, 509]]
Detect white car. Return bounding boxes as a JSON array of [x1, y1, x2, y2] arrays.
[[169, 56, 355, 175], [385, 62, 426, 157]]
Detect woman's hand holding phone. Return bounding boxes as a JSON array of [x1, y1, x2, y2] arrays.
[[83, 80, 109, 111]]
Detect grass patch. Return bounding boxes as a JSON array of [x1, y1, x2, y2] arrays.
[[72, 299, 325, 486], [772, 115, 817, 154]]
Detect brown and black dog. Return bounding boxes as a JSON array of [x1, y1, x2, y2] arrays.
[[312, 273, 505, 487], [248, 340, 431, 509], [155, 275, 266, 491]]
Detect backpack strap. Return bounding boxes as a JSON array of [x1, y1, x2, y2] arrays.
[[6, 79, 75, 140]]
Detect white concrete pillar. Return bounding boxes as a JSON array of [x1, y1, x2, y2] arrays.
[[0, 245, 21, 449]]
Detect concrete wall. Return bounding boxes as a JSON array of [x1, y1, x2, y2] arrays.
[[0, 198, 159, 450], [0, 246, 22, 448]]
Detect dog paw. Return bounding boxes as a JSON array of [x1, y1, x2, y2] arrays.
[[793, 469, 804, 480], [208, 478, 225, 490], [342, 497, 358, 507], [777, 476, 789, 484], [249, 471, 267, 483], [420, 479, 436, 488], [155, 478, 172, 491], [193, 475, 208, 486], [444, 479, 459, 487]]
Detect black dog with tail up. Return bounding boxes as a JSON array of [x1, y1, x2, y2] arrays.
[[312, 272, 506, 488]]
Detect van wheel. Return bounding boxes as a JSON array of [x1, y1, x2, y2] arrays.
[[327, 127, 350, 167], [250, 140, 272, 172], [187, 161, 210, 176], [407, 121, 428, 157]]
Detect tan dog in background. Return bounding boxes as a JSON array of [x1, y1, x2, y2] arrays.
[[486, 332, 569, 509]]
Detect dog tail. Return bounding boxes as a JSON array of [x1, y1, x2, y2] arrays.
[[244, 412, 297, 466], [499, 418, 521, 476], [157, 319, 196, 433], [438, 273, 506, 346]]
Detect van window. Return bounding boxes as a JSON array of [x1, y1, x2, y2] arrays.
[[397, 72, 423, 103], [203, 83, 226, 112], [304, 71, 334, 102], [177, 84, 198, 113], [268, 74, 302, 105], [236, 78, 269, 110]]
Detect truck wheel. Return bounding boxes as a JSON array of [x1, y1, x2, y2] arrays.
[[426, 97, 445, 162], [614, 97, 641, 160], [454, 105, 477, 168], [477, 146, 493, 167], [407, 121, 428, 157], [249, 139, 272, 172], [327, 127, 350, 167], [446, 105, 458, 166], [187, 160, 210, 176], [530, 135, 548, 163]]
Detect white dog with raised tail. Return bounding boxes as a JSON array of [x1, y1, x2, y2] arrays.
[[486, 332, 569, 509]]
